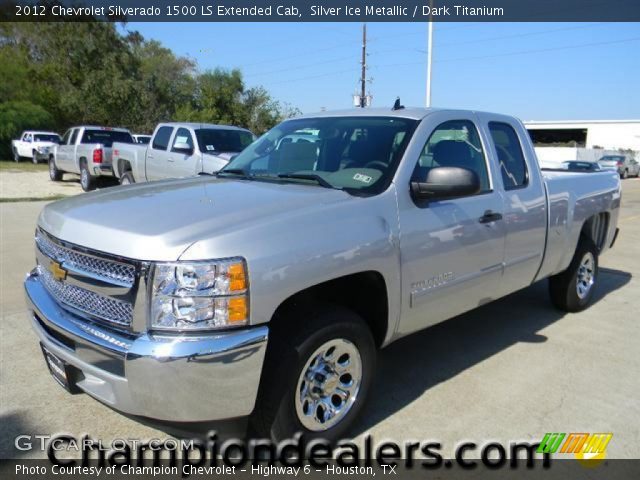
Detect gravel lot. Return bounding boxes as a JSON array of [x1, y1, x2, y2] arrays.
[[1, 177, 639, 459], [0, 168, 83, 200]]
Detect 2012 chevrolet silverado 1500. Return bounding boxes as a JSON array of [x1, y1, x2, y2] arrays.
[[25, 108, 621, 442], [111, 122, 255, 185]]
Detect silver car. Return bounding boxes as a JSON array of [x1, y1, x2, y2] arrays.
[[598, 154, 640, 179]]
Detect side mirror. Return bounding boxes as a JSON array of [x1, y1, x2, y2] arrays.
[[410, 166, 480, 201], [173, 142, 193, 155]]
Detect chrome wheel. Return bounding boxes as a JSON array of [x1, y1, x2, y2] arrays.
[[576, 252, 595, 299], [295, 338, 362, 431]]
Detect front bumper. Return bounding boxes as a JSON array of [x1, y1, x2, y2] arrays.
[[24, 269, 269, 422]]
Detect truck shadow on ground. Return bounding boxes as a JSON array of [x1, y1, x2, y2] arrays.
[[351, 268, 631, 436], [122, 268, 630, 442]]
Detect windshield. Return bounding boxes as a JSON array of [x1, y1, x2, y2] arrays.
[[195, 128, 254, 153], [81, 129, 133, 147], [34, 134, 61, 143], [221, 116, 418, 194]]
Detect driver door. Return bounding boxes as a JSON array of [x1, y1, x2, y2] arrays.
[[396, 113, 506, 336]]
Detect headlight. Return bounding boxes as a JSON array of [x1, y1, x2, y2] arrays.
[[37, 146, 49, 153], [150, 258, 248, 331]]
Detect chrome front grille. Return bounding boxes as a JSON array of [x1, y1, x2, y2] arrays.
[[35, 230, 138, 328], [38, 265, 134, 326], [36, 231, 135, 287]]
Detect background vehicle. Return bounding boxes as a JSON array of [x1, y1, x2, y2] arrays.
[[11, 131, 61, 164], [598, 154, 640, 178], [26, 108, 620, 444], [112, 123, 255, 185], [132, 134, 152, 145], [49, 126, 134, 192]]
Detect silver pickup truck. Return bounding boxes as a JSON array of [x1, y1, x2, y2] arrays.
[[25, 108, 620, 442], [49, 126, 134, 192], [111, 122, 255, 184]]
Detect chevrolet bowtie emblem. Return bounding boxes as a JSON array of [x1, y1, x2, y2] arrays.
[[49, 261, 67, 281]]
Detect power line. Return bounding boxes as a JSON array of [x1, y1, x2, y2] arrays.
[[370, 36, 640, 69]]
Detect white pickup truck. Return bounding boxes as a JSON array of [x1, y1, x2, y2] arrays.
[[49, 126, 135, 192], [112, 122, 255, 184], [12, 131, 61, 164]]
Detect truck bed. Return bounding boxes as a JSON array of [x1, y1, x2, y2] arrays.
[[537, 169, 621, 281]]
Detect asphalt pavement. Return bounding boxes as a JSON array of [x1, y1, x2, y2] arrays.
[[1, 179, 639, 459]]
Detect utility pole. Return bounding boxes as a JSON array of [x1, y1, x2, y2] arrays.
[[426, 0, 434, 107], [353, 23, 371, 108], [360, 23, 367, 108]]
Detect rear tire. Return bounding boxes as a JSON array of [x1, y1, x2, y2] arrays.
[[119, 171, 135, 185], [49, 156, 63, 181], [80, 163, 96, 192], [549, 236, 599, 312], [250, 305, 376, 444], [13, 149, 20, 162]]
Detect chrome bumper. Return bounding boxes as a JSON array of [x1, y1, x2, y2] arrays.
[[24, 268, 269, 422], [93, 164, 114, 177]]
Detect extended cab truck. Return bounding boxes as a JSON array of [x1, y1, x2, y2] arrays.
[[25, 108, 620, 442], [12, 131, 61, 164], [112, 122, 255, 185], [49, 126, 134, 192]]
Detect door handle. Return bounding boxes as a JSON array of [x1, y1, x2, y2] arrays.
[[479, 210, 503, 224]]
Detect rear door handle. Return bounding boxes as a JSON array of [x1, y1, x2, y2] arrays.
[[479, 210, 503, 224]]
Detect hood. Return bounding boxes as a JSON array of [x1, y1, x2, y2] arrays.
[[38, 176, 350, 261], [204, 151, 237, 161]]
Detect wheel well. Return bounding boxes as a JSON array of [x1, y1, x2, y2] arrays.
[[118, 159, 132, 177], [270, 271, 389, 347], [581, 212, 609, 251]]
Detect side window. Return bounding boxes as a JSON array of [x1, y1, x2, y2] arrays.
[[69, 129, 79, 145], [25, 134, 32, 142], [61, 130, 71, 144], [413, 119, 490, 193], [489, 122, 528, 190], [171, 128, 194, 151], [152, 126, 174, 151], [21, 133, 28, 141]]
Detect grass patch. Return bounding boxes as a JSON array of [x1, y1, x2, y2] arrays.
[[0, 194, 68, 203], [0, 160, 49, 172]]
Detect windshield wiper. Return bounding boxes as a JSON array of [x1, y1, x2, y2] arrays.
[[276, 173, 337, 189], [216, 167, 252, 179]]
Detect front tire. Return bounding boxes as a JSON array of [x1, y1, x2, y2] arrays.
[[49, 156, 63, 181], [119, 171, 135, 185], [32, 150, 39, 164], [549, 236, 599, 312], [80, 163, 96, 192], [251, 305, 376, 443]]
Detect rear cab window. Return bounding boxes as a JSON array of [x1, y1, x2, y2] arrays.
[[81, 129, 134, 147], [488, 122, 528, 190]]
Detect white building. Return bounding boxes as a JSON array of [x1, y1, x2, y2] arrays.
[[524, 120, 640, 164]]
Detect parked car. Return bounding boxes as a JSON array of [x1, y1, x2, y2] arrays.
[[49, 126, 134, 191], [112, 123, 255, 185], [11, 131, 61, 164], [598, 154, 640, 179], [25, 108, 620, 442], [132, 134, 152, 145], [561, 161, 601, 172]]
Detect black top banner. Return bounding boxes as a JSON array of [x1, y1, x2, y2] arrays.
[[2, 0, 640, 22]]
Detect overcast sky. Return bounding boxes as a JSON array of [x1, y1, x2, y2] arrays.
[[124, 22, 640, 120]]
